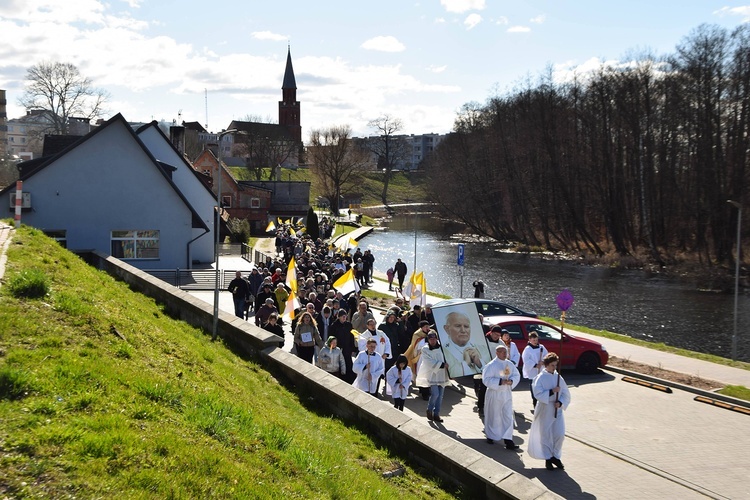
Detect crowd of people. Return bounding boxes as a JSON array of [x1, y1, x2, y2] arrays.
[[227, 218, 570, 471]]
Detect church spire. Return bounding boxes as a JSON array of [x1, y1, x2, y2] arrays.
[[279, 46, 301, 143]]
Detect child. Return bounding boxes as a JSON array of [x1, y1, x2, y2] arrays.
[[386, 354, 412, 411], [386, 267, 395, 291]]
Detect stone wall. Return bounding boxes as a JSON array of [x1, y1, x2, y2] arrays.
[[84, 250, 560, 500]]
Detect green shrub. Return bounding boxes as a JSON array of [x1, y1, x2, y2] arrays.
[[6, 268, 50, 299], [227, 217, 251, 243]]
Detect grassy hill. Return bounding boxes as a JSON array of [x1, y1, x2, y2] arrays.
[[0, 227, 458, 498], [229, 167, 430, 206]]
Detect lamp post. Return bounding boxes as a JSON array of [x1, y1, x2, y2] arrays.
[[727, 200, 742, 361], [212, 129, 237, 340]]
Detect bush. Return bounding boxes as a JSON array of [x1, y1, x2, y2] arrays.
[[227, 217, 251, 243], [6, 268, 50, 299]]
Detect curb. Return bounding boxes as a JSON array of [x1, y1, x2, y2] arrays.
[[602, 365, 750, 410]]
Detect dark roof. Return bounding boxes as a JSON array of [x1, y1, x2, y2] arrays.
[[282, 47, 297, 89], [0, 113, 209, 231], [42, 135, 82, 157], [182, 121, 207, 133]]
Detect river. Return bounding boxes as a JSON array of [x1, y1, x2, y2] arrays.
[[360, 215, 750, 362]]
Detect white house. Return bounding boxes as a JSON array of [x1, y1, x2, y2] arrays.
[[1, 113, 211, 270], [135, 121, 216, 265]]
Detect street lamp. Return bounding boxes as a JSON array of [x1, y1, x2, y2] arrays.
[[212, 129, 237, 340], [727, 199, 742, 361]]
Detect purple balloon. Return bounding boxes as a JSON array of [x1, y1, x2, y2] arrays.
[[556, 289, 574, 311]]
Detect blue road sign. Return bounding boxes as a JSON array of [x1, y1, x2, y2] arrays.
[[457, 243, 465, 266]]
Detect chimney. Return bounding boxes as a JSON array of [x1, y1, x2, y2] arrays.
[[169, 125, 185, 155]]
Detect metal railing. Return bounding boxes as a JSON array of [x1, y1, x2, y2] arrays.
[[147, 269, 238, 290]]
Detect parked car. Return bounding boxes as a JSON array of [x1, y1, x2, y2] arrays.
[[434, 298, 538, 318], [484, 315, 608, 373]]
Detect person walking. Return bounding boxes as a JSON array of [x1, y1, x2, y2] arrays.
[[227, 271, 250, 319], [528, 352, 571, 470], [482, 344, 521, 449], [415, 332, 450, 422], [329, 309, 356, 382], [472, 280, 485, 298], [386, 355, 412, 411], [394, 258, 407, 291], [521, 331, 549, 410], [317, 336, 346, 380], [352, 338, 385, 396], [293, 311, 323, 363], [261, 312, 285, 346]]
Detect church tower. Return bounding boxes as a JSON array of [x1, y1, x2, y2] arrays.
[[278, 47, 301, 143]]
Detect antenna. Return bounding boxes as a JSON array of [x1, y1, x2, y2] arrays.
[[177, 109, 182, 124], [205, 88, 208, 131]]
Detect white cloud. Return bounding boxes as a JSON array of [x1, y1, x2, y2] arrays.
[[427, 64, 448, 73], [507, 25, 531, 33], [530, 14, 545, 24], [434, 17, 446, 24], [713, 6, 750, 22], [494, 16, 509, 25], [360, 35, 405, 52], [440, 0, 485, 14], [121, 0, 143, 7], [464, 13, 482, 30], [252, 31, 287, 41]]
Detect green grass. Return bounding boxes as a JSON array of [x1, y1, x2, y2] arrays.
[[0, 226, 460, 499], [538, 316, 750, 373], [718, 385, 750, 401], [226, 167, 430, 207]]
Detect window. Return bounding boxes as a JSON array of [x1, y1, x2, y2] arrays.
[[221, 195, 232, 208], [44, 230, 67, 249], [250, 197, 261, 209], [501, 323, 525, 340], [527, 323, 562, 341], [111, 230, 160, 259]]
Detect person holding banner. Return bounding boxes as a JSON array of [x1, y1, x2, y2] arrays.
[[416, 332, 450, 422], [528, 352, 571, 470]]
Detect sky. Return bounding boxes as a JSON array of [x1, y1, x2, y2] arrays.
[[1, 1, 749, 138]]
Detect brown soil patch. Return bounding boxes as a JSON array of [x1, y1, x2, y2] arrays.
[[607, 356, 723, 391]]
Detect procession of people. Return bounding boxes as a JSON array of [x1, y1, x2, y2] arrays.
[[226, 214, 571, 473]]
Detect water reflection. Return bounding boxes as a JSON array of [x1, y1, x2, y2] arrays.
[[362, 215, 749, 362]]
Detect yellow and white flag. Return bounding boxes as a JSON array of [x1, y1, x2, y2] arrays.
[[348, 237, 358, 248], [332, 267, 360, 296], [265, 220, 276, 232], [404, 271, 427, 307], [283, 257, 300, 321]]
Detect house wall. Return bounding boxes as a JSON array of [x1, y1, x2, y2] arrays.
[[18, 120, 195, 269], [137, 126, 216, 265]]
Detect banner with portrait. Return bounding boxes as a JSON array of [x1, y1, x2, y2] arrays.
[[431, 301, 493, 379]]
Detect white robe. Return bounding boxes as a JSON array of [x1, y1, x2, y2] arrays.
[[521, 343, 549, 380], [482, 357, 520, 441], [352, 351, 385, 393], [385, 365, 412, 399], [358, 329, 392, 359], [528, 370, 571, 460], [503, 341, 521, 366], [415, 344, 450, 387]]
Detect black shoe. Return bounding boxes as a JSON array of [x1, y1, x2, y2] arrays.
[[504, 440, 519, 450], [552, 457, 564, 470], [486, 438, 494, 444], [432, 414, 444, 423], [426, 409, 433, 420], [546, 460, 554, 471]]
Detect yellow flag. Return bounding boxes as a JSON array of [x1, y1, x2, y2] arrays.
[[333, 268, 360, 296], [265, 221, 276, 232], [283, 257, 300, 321], [349, 237, 358, 248]]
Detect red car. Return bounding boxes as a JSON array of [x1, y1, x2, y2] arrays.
[[485, 315, 608, 374]]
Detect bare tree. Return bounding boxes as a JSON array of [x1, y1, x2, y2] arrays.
[[308, 125, 369, 215], [231, 116, 298, 181], [19, 61, 108, 135], [366, 114, 409, 204]]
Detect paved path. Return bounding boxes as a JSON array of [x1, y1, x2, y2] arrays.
[[221, 237, 750, 499]]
